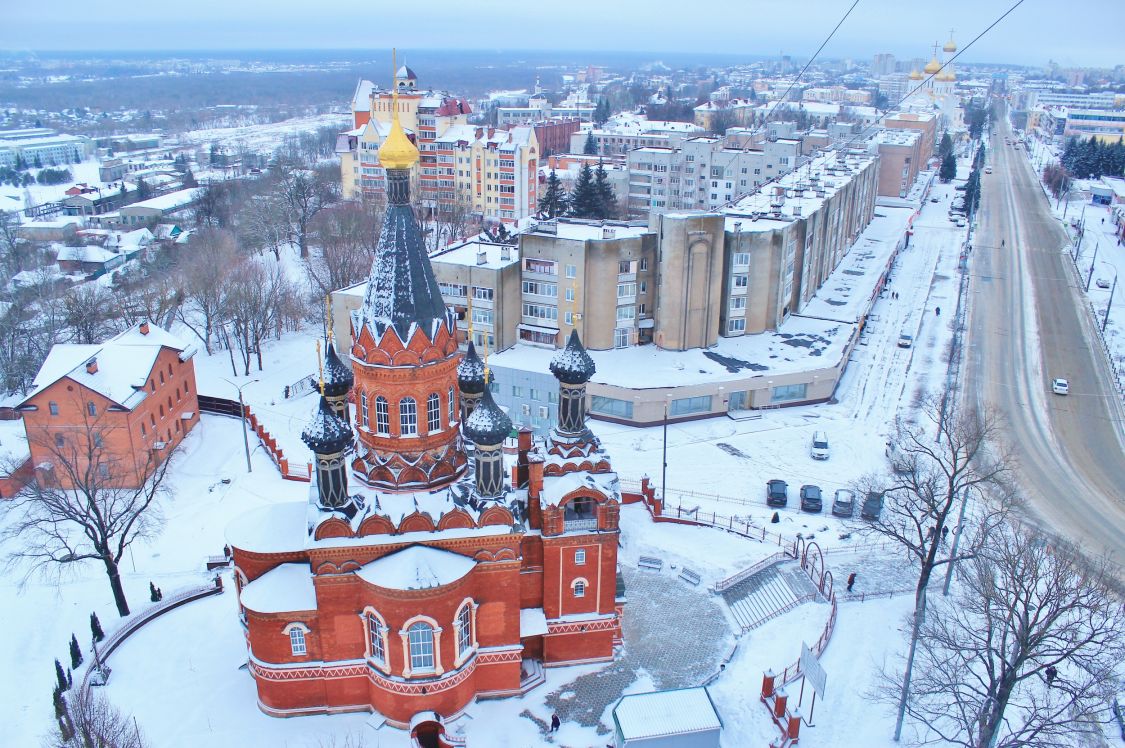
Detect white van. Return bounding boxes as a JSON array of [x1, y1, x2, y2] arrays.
[[810, 431, 829, 460]]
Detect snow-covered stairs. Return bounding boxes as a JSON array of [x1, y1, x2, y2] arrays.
[[721, 564, 809, 631]]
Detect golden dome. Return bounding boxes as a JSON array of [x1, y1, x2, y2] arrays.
[[377, 99, 418, 170], [924, 57, 942, 75], [909, 68, 923, 81], [943, 38, 957, 53], [937, 67, 956, 82]]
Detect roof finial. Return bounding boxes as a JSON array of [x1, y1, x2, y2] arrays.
[[316, 339, 325, 396]]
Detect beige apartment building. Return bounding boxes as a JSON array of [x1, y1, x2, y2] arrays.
[[869, 129, 925, 198], [883, 111, 938, 157]]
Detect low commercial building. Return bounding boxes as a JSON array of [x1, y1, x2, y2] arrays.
[[570, 119, 705, 157], [1063, 109, 1125, 144], [612, 687, 722, 748], [117, 188, 201, 227]]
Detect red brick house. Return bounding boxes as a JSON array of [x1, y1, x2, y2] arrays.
[[17, 322, 199, 488], [228, 108, 623, 740]]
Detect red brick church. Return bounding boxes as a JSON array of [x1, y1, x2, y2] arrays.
[[227, 98, 622, 737]]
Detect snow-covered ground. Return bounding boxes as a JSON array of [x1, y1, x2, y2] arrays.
[[170, 112, 350, 156], [0, 166, 970, 746], [0, 158, 106, 213]]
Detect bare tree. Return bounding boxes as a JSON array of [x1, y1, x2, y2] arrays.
[[111, 274, 181, 330], [4, 406, 172, 616], [225, 259, 294, 374], [304, 201, 380, 297], [868, 397, 1012, 608], [429, 193, 478, 252], [51, 686, 148, 748], [192, 181, 233, 229], [864, 397, 1013, 739], [175, 229, 237, 354], [240, 193, 291, 261], [889, 520, 1125, 748], [272, 158, 339, 258], [0, 208, 24, 277], [64, 285, 121, 345]]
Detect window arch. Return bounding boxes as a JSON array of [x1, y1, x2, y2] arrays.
[[454, 600, 475, 662], [407, 621, 434, 671], [375, 396, 389, 435], [572, 577, 589, 598], [283, 622, 310, 656], [448, 386, 456, 424], [400, 397, 417, 436], [365, 609, 388, 667], [427, 393, 441, 433], [360, 392, 369, 428]]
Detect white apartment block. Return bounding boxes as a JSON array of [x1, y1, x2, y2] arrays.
[[0, 128, 91, 168]]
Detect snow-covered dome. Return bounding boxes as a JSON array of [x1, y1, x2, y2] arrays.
[[301, 396, 353, 454], [322, 341, 354, 398], [464, 386, 511, 446], [396, 65, 418, 82], [457, 341, 487, 394], [549, 330, 596, 385]]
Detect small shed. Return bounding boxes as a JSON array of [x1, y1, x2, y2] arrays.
[[612, 687, 722, 748]]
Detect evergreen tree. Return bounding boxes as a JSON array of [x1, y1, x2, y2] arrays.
[[537, 168, 568, 218], [55, 659, 68, 692], [90, 612, 104, 643], [13, 154, 24, 171], [53, 686, 66, 719], [583, 131, 598, 156], [136, 177, 152, 201], [33, 154, 42, 169], [68, 635, 83, 669], [568, 162, 599, 218], [938, 132, 954, 159], [182, 168, 198, 188], [594, 97, 611, 126], [939, 153, 957, 182], [593, 160, 617, 219]]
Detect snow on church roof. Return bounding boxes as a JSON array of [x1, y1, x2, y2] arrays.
[[613, 687, 722, 741], [239, 563, 316, 614], [356, 545, 475, 590], [541, 471, 619, 508]]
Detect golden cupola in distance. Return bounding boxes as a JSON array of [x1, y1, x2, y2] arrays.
[[377, 103, 419, 170]]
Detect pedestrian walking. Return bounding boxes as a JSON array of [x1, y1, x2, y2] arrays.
[[550, 713, 561, 733], [846, 572, 856, 592], [935, 306, 941, 316]]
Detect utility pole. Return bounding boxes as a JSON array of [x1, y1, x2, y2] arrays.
[[942, 489, 969, 595], [222, 378, 259, 473], [1085, 239, 1100, 292], [894, 591, 927, 741], [661, 398, 669, 505], [1104, 271, 1117, 333]]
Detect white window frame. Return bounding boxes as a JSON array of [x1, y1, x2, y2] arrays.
[[360, 392, 369, 428], [575, 549, 586, 565], [427, 393, 441, 433], [448, 386, 456, 425], [284, 622, 310, 656], [363, 609, 389, 670], [399, 397, 417, 436], [572, 578, 589, 598], [375, 396, 390, 436]]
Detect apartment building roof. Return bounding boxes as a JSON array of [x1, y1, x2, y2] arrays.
[[432, 239, 519, 270], [529, 219, 648, 242]]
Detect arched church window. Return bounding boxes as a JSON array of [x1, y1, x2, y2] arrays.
[[400, 397, 417, 436], [375, 396, 389, 436], [407, 621, 434, 671], [448, 386, 456, 424], [456, 603, 472, 657], [367, 612, 386, 665], [427, 393, 441, 433], [360, 392, 369, 428], [289, 627, 307, 655]]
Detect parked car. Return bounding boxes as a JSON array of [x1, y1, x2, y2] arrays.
[[955, 183, 967, 191], [957, 217, 967, 227], [898, 333, 914, 348], [861, 491, 884, 520], [1096, 278, 1111, 289], [930, 196, 940, 203], [1052, 378, 1069, 395], [810, 431, 829, 460], [800, 484, 823, 513], [832, 489, 855, 517], [985, 166, 993, 174], [766, 479, 789, 507]]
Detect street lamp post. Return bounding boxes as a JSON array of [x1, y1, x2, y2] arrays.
[[222, 378, 259, 473], [1084, 240, 1100, 292], [1102, 263, 1118, 333]]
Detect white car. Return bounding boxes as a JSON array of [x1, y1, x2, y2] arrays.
[[985, 167, 993, 174], [1052, 378, 1069, 395], [1096, 278, 1111, 289]]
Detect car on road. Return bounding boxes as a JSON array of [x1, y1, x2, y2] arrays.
[[957, 217, 967, 227], [810, 431, 829, 460], [985, 166, 993, 174], [766, 479, 789, 507], [1052, 378, 1069, 395], [898, 332, 914, 348], [832, 489, 855, 517], [800, 484, 823, 513], [955, 183, 967, 191], [930, 196, 940, 203], [861, 491, 885, 521], [1096, 278, 1110, 289]]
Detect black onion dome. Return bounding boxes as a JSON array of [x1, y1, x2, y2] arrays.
[[549, 329, 596, 385], [301, 396, 353, 454], [457, 341, 487, 394], [322, 341, 354, 397], [464, 386, 512, 446]]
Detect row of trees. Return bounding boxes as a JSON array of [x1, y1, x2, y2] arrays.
[[1060, 135, 1125, 180], [537, 163, 619, 221], [865, 398, 1124, 747]]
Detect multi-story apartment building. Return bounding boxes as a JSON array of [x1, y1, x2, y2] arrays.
[[719, 150, 879, 336], [626, 137, 802, 216], [0, 128, 91, 168], [338, 68, 539, 222], [869, 129, 925, 198], [883, 111, 938, 156], [532, 118, 583, 156], [692, 100, 757, 131], [568, 119, 704, 157]]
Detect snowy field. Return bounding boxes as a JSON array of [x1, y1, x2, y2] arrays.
[[0, 168, 970, 746], [170, 112, 350, 156]]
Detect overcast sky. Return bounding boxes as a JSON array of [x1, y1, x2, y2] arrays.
[[3, 0, 1121, 69]]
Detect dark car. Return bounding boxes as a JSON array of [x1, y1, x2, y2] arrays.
[[861, 491, 884, 520], [831, 489, 855, 517], [766, 479, 788, 507], [800, 484, 823, 513]]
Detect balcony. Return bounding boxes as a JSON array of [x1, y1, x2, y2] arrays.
[[564, 518, 598, 532]]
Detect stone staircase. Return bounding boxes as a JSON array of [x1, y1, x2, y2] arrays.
[[720, 562, 820, 632]]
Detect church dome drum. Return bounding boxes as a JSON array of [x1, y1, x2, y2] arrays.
[[549, 330, 596, 385]]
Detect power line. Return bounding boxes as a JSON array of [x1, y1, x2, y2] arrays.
[[763, 0, 862, 124], [842, 0, 1029, 151]]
